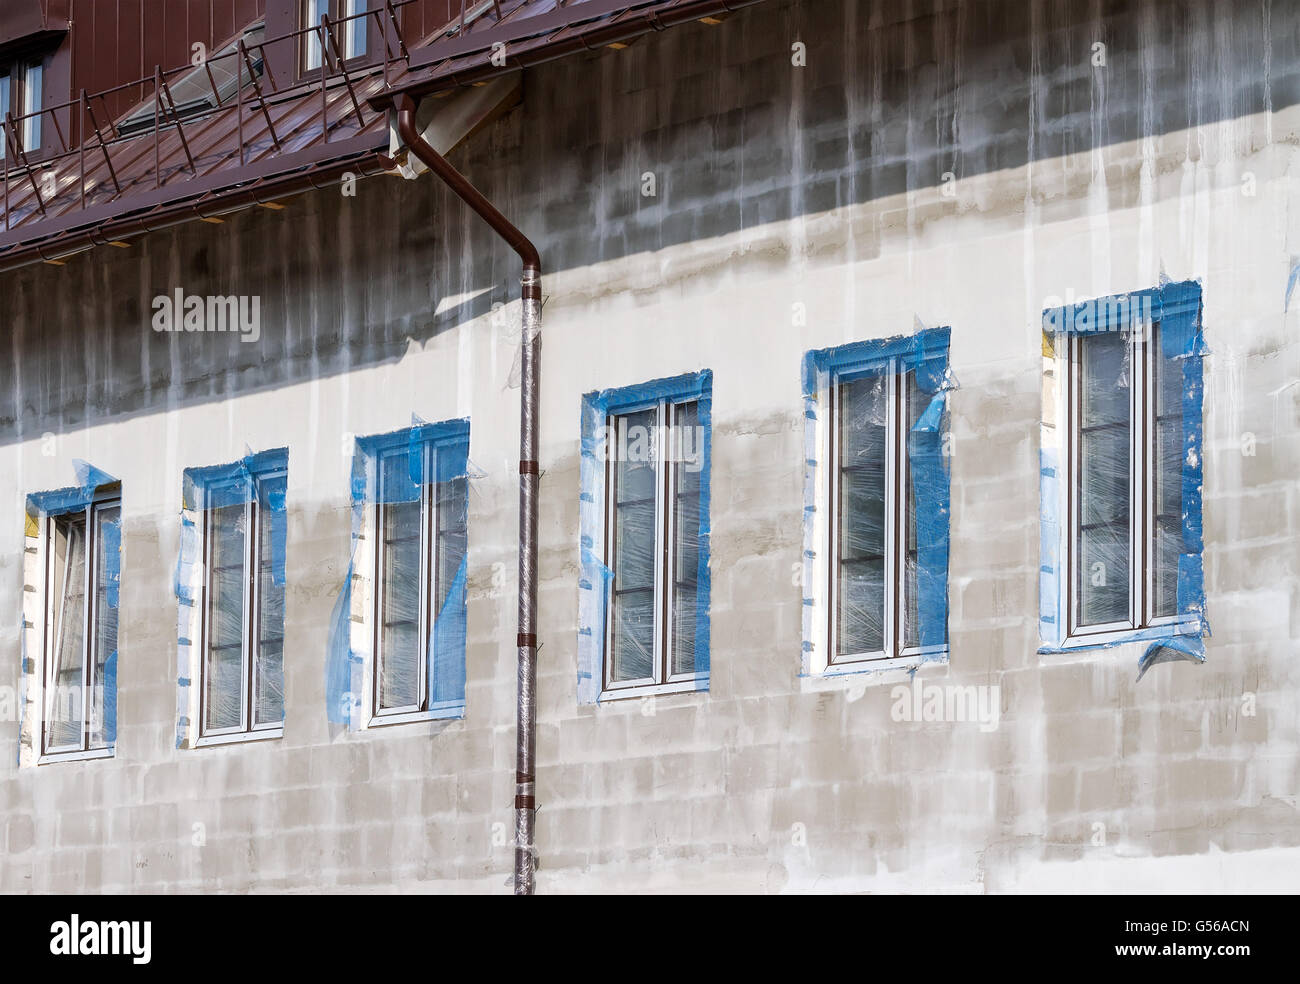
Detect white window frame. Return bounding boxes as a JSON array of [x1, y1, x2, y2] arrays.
[[1064, 324, 1195, 646], [0, 58, 44, 160], [823, 360, 923, 669], [196, 468, 285, 746], [39, 494, 120, 763], [601, 398, 705, 699], [21, 61, 41, 153], [303, 0, 368, 72], [370, 442, 431, 725], [367, 438, 467, 727]]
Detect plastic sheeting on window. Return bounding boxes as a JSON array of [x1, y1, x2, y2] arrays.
[[22, 461, 122, 756], [95, 505, 121, 747], [174, 448, 288, 746], [326, 418, 470, 730], [1038, 280, 1208, 673], [47, 513, 88, 750], [800, 327, 955, 675], [577, 371, 712, 704]]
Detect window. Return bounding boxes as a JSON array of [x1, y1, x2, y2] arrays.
[[40, 494, 120, 760], [370, 433, 468, 723], [604, 399, 704, 690], [21, 61, 40, 151], [801, 329, 951, 676], [195, 457, 286, 742], [1, 58, 43, 158], [828, 365, 925, 663], [326, 423, 469, 731], [578, 371, 712, 703], [303, 0, 368, 71], [1039, 281, 1207, 653], [1067, 324, 1184, 637]]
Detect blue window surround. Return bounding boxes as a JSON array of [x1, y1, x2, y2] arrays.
[[1039, 280, 1208, 672], [326, 419, 469, 729], [577, 370, 712, 704], [800, 328, 954, 677], [174, 448, 288, 748]]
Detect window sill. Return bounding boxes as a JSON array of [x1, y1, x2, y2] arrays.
[[366, 702, 466, 728], [193, 727, 284, 749], [801, 647, 949, 693], [1040, 616, 1205, 655], [598, 675, 709, 703], [37, 746, 114, 765]]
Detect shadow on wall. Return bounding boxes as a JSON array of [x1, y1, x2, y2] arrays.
[[0, 0, 1293, 445]]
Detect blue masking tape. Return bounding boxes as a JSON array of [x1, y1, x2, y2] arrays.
[[73, 459, 115, 502], [102, 513, 122, 610], [909, 400, 950, 650], [693, 390, 713, 677], [27, 462, 119, 517], [1137, 634, 1205, 682], [266, 482, 288, 587], [430, 557, 468, 710], [101, 650, 118, 745], [324, 567, 359, 728]]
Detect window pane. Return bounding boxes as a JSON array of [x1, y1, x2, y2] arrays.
[[47, 515, 87, 750], [1152, 325, 1185, 618], [346, 0, 367, 57], [23, 63, 41, 151], [435, 473, 468, 616], [903, 373, 923, 650], [0, 75, 8, 160], [609, 409, 657, 682], [304, 0, 328, 70], [432, 454, 469, 706], [88, 505, 120, 748], [378, 453, 421, 709], [206, 500, 247, 731], [255, 475, 286, 726], [837, 375, 888, 656], [672, 401, 702, 676], [1077, 333, 1131, 626]]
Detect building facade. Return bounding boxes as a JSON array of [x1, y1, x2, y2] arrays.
[[1, 0, 1297, 892]]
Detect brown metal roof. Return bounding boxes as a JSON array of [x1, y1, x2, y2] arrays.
[[377, 0, 765, 100], [0, 0, 763, 273]]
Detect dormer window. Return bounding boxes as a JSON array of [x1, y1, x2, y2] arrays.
[[115, 25, 264, 138]]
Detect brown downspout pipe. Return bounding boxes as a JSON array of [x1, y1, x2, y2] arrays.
[[395, 94, 541, 896]]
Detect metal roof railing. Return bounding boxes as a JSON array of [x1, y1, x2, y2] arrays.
[[0, 0, 427, 238], [0, 0, 766, 267]]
